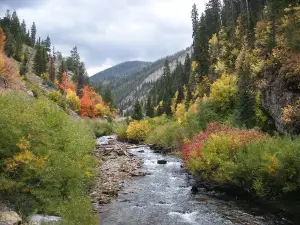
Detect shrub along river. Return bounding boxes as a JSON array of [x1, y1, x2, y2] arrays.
[[100, 140, 291, 225]]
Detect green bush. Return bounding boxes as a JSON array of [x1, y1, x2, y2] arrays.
[[114, 122, 128, 141], [182, 113, 202, 139], [197, 101, 222, 130], [235, 137, 300, 198], [84, 118, 113, 137], [146, 114, 169, 127], [146, 121, 184, 150], [0, 93, 97, 224], [47, 90, 67, 111]]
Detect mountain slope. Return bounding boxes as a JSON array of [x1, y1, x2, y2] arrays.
[[90, 61, 152, 84], [116, 47, 192, 112]]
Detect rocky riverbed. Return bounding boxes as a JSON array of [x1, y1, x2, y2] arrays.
[[91, 136, 149, 212]]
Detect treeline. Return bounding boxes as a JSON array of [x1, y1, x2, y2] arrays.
[[0, 10, 89, 95], [144, 56, 191, 117], [141, 0, 300, 134]]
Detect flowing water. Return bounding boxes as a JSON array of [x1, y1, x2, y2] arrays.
[[100, 144, 290, 225]]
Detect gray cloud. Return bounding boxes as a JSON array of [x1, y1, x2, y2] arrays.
[[0, 0, 206, 75]]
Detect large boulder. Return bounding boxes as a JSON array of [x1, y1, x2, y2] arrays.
[[0, 211, 22, 225], [157, 159, 167, 164], [29, 214, 60, 225]]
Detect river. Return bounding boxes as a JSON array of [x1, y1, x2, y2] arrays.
[[100, 144, 290, 225]]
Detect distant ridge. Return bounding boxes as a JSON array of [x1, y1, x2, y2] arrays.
[[90, 61, 152, 84]]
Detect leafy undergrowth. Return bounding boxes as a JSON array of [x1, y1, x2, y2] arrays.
[[114, 122, 129, 142], [123, 112, 300, 201], [0, 93, 98, 225], [184, 122, 300, 199], [84, 118, 113, 138]]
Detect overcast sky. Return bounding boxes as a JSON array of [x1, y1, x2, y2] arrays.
[[0, 0, 206, 76]]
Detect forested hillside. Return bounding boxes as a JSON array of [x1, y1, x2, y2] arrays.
[[143, 0, 300, 135], [90, 61, 152, 84], [115, 48, 191, 113]]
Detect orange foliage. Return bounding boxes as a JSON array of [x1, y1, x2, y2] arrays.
[[80, 86, 104, 118], [0, 30, 21, 90], [0, 53, 23, 90], [0, 27, 6, 53], [59, 72, 76, 92]]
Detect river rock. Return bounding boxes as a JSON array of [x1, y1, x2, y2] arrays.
[[130, 171, 150, 176], [0, 211, 22, 225], [191, 186, 199, 194], [29, 214, 61, 225], [157, 159, 167, 164], [108, 140, 115, 145]]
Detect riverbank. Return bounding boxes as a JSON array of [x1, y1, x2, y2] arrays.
[[192, 179, 300, 224], [91, 136, 149, 212]]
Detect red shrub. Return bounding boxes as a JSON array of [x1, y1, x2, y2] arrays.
[[182, 122, 266, 161], [182, 122, 229, 160]]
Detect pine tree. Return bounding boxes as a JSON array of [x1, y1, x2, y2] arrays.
[[76, 62, 89, 95], [146, 96, 154, 118], [205, 0, 222, 37], [30, 22, 36, 46], [10, 11, 21, 38], [4, 31, 14, 57], [58, 58, 68, 82], [19, 51, 28, 76], [14, 31, 22, 61], [34, 43, 47, 76], [21, 19, 26, 34], [48, 54, 56, 82], [103, 86, 114, 106], [163, 59, 172, 95], [194, 14, 210, 77], [132, 101, 143, 120], [24, 29, 31, 45], [183, 53, 191, 84], [191, 4, 199, 39], [44, 35, 51, 53]]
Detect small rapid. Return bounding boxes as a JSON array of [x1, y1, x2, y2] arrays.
[[100, 143, 289, 225]]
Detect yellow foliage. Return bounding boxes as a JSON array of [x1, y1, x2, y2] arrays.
[[175, 103, 186, 118], [196, 76, 210, 98], [209, 33, 218, 46], [171, 91, 179, 115], [188, 102, 199, 114], [126, 120, 151, 141], [209, 73, 238, 111], [282, 104, 293, 125], [95, 103, 110, 118], [154, 105, 159, 115], [192, 61, 199, 73], [263, 154, 278, 176], [41, 73, 50, 81], [17, 136, 30, 151], [5, 136, 47, 171], [183, 85, 188, 105], [66, 89, 80, 112], [215, 60, 227, 74], [159, 101, 163, 107]]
